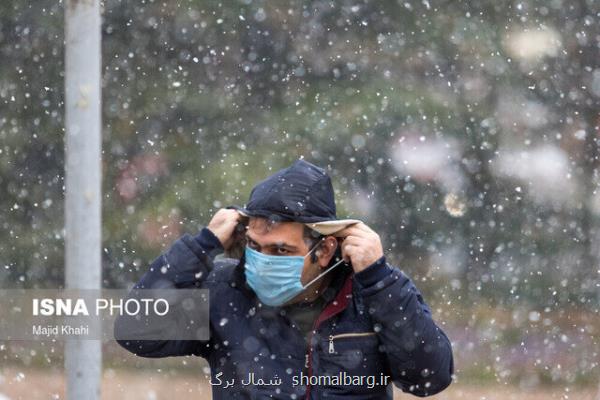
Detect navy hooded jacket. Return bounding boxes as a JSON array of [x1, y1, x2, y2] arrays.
[[114, 227, 454, 399]]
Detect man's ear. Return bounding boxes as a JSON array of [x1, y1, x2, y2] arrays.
[[316, 236, 338, 268]]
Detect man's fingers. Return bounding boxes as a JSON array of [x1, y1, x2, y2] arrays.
[[223, 209, 242, 223], [342, 242, 358, 261], [335, 226, 351, 237], [208, 209, 246, 249], [341, 235, 364, 247], [336, 225, 363, 238], [342, 242, 357, 253], [354, 222, 375, 234], [337, 226, 373, 240]]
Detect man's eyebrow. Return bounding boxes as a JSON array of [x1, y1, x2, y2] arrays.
[[245, 233, 298, 250]]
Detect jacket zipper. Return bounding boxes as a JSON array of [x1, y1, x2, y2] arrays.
[[304, 275, 354, 399], [328, 332, 377, 354]]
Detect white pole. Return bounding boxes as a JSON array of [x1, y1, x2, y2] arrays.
[[64, 0, 102, 399]]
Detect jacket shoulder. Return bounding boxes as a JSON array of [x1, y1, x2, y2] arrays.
[[204, 257, 241, 285]]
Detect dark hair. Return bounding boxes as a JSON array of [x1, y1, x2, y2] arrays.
[[302, 225, 325, 263]]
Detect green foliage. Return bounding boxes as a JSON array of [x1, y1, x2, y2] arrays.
[[1, 0, 599, 310]]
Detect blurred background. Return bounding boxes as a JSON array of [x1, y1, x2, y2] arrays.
[[1, 0, 599, 398]]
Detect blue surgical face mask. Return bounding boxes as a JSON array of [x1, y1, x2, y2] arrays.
[[244, 241, 346, 307]]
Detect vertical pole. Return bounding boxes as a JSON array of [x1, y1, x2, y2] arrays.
[[65, 0, 102, 399]]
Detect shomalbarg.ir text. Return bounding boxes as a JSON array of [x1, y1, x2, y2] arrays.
[[293, 372, 391, 388]]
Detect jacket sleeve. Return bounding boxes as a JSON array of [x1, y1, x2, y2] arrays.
[[354, 256, 454, 397], [113, 227, 223, 359]]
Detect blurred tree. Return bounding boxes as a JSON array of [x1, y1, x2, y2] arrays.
[[0, 0, 598, 310]]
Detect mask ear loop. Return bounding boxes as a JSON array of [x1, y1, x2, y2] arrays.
[[302, 238, 348, 290], [307, 235, 325, 264]]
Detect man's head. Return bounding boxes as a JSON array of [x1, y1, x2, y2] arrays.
[[244, 216, 339, 304], [230, 159, 361, 235], [231, 159, 360, 306]]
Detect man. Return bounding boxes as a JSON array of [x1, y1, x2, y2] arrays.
[[115, 159, 454, 399]]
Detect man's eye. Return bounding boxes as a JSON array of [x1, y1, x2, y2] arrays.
[[276, 248, 289, 255]]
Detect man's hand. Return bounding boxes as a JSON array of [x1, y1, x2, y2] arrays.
[[335, 222, 384, 273], [207, 208, 243, 250]]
